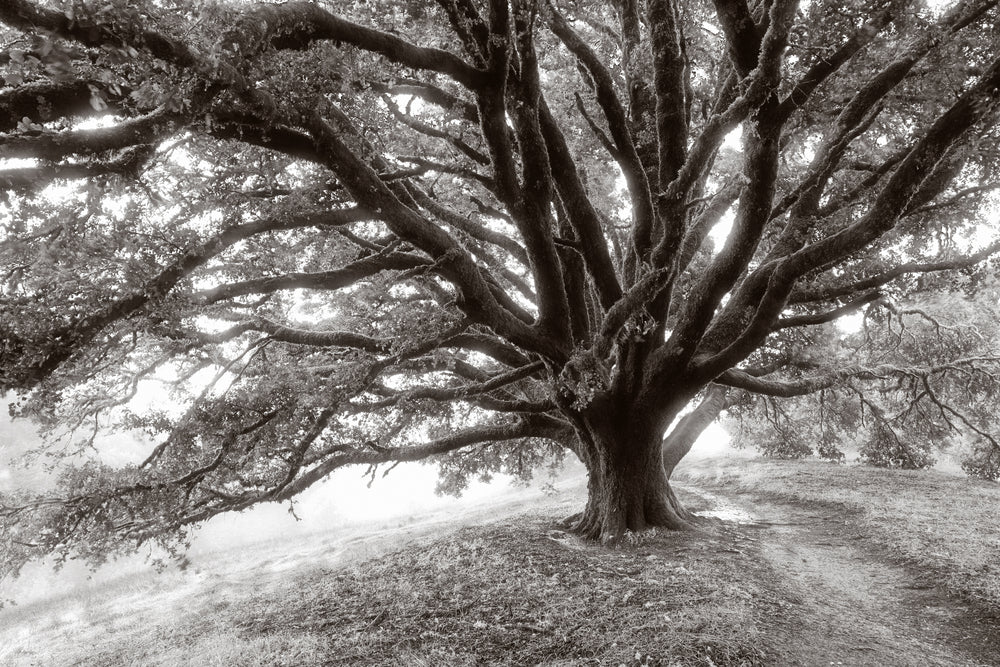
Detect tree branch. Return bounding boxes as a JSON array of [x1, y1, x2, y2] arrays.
[[196, 250, 429, 304]]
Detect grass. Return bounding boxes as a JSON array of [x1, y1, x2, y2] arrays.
[[0, 494, 775, 666], [215, 519, 771, 666], [6, 456, 999, 665], [676, 456, 1000, 614]]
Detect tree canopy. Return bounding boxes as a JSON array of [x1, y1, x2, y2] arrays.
[[2, 0, 1000, 577]]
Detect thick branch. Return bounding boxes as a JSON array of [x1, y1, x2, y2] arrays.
[[710, 0, 762, 75], [196, 250, 429, 304], [220, 2, 486, 88], [0, 109, 178, 161], [272, 414, 571, 501], [662, 384, 730, 477]]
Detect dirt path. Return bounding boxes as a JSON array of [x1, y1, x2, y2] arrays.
[[681, 485, 1000, 667]]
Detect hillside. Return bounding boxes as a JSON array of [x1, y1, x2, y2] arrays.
[[2, 457, 999, 666]]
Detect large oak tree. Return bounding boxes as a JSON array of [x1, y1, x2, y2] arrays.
[[1, 0, 999, 577]]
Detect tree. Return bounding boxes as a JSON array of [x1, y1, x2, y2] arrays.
[[725, 280, 1000, 478], [1, 0, 999, 579]]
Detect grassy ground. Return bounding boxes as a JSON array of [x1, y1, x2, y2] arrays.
[[1, 488, 775, 667], [176, 520, 769, 666], [3, 457, 999, 665], [675, 456, 1000, 615]]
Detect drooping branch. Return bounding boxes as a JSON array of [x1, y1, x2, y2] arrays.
[[0, 206, 374, 391], [0, 399, 356, 559], [718, 357, 1000, 398]]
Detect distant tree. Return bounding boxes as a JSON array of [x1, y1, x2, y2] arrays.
[[2, 0, 1000, 581], [726, 281, 1000, 478]]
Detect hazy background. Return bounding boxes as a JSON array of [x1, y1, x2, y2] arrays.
[[6, 393, 969, 607]]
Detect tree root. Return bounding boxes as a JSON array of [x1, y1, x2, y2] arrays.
[[559, 505, 693, 545]]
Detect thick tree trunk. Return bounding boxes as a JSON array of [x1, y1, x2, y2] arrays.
[[563, 404, 694, 543]]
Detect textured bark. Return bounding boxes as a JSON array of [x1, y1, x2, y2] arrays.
[[662, 384, 730, 478], [564, 405, 694, 543]]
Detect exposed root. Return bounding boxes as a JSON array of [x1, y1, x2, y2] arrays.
[[560, 502, 694, 546]]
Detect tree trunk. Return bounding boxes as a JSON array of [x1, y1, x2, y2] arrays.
[[563, 404, 694, 544], [661, 384, 730, 479]]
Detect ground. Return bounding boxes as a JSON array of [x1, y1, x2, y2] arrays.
[[685, 481, 1000, 665], [1, 456, 998, 665]]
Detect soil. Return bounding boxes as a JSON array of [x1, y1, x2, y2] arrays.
[[682, 484, 1000, 667]]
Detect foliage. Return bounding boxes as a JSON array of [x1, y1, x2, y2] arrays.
[[728, 284, 1000, 477], [1, 0, 1000, 571]]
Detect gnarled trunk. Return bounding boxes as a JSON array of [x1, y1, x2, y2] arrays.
[[564, 403, 695, 543]]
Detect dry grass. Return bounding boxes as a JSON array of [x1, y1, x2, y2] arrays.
[[213, 517, 771, 666], [0, 489, 774, 666], [676, 456, 1000, 614]]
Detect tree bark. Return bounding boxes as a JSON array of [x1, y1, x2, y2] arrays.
[[662, 384, 730, 478], [563, 402, 694, 543]]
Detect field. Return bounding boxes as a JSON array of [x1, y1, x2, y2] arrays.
[[676, 456, 1000, 614], [1, 456, 998, 666]]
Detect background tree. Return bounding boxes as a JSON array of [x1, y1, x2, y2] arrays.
[[1, 0, 1000, 580], [725, 277, 1000, 478]]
